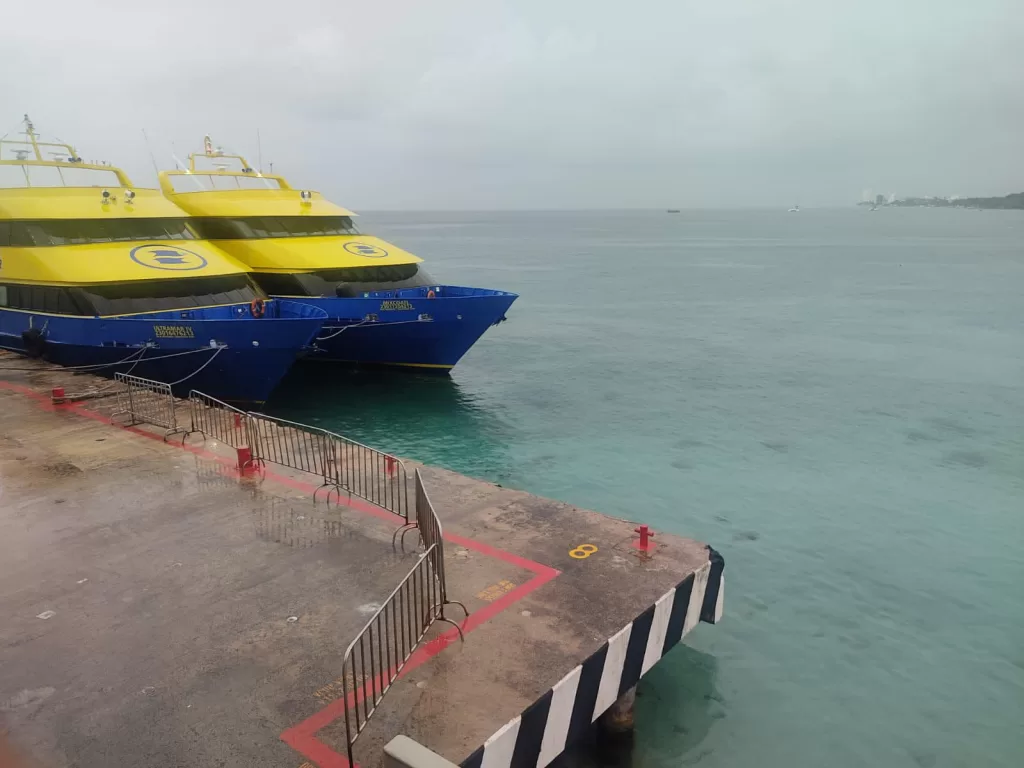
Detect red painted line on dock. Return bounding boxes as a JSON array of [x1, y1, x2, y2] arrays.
[[0, 379, 563, 768], [280, 567, 559, 768]]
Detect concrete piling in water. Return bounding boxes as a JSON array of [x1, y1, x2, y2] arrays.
[[598, 686, 637, 736]]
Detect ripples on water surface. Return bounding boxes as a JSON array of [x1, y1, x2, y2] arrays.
[[270, 209, 1024, 768]]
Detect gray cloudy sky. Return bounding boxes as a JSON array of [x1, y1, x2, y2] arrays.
[[2, 0, 1022, 208]]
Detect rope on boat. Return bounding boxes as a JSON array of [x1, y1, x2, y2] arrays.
[[315, 316, 434, 342], [0, 345, 149, 371], [0, 344, 219, 373], [166, 344, 225, 386], [62, 346, 153, 400]]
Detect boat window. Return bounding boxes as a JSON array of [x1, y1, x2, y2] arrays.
[[25, 166, 65, 188], [48, 167, 122, 188], [0, 283, 92, 315], [0, 221, 9, 246], [189, 216, 359, 240], [80, 274, 262, 316], [6, 218, 194, 246], [249, 272, 309, 295], [262, 217, 290, 237], [0, 165, 29, 188], [235, 176, 281, 190], [167, 174, 282, 192], [0, 166, 123, 189], [251, 264, 435, 297]]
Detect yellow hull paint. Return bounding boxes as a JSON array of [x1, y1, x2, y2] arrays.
[[0, 241, 250, 284], [167, 188, 355, 219], [200, 234, 421, 272], [0, 187, 195, 220]]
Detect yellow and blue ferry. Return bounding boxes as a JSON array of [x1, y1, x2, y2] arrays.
[[0, 119, 326, 404], [158, 138, 516, 371]]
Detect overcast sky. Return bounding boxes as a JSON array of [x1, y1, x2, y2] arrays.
[[2, 1, 1022, 209]]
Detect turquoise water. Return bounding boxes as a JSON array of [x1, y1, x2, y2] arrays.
[[270, 209, 1024, 768]]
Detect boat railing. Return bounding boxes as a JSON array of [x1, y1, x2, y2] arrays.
[[113, 372, 185, 440], [341, 468, 467, 766]]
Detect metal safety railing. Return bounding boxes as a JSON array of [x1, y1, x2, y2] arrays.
[[185, 390, 249, 449], [113, 373, 184, 440], [246, 412, 332, 479], [415, 468, 452, 606], [111, 379, 411, 521], [246, 411, 412, 521], [323, 430, 411, 522], [341, 470, 467, 766]]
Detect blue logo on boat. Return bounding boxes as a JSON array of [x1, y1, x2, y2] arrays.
[[343, 242, 389, 258], [130, 244, 208, 271]]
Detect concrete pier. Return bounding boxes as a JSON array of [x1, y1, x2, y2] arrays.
[[0, 356, 724, 768]]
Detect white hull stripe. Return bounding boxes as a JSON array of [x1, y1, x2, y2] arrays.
[[462, 546, 725, 768]]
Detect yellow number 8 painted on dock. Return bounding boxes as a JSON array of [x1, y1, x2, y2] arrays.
[[569, 544, 598, 559]]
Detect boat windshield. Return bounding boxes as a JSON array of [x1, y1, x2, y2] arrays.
[[167, 174, 282, 193], [189, 216, 358, 239], [0, 274, 263, 316], [0, 218, 194, 246], [0, 164, 123, 189], [252, 263, 436, 297]]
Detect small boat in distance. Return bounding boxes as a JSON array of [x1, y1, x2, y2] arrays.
[[666, 209, 681, 213], [788, 205, 800, 212], [0, 117, 326, 404], [158, 137, 517, 372]]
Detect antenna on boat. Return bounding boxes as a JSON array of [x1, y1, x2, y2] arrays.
[[22, 114, 42, 160], [257, 127, 263, 174], [141, 128, 160, 177]]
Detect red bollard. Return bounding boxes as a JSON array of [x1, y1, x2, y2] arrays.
[[233, 413, 242, 431], [237, 446, 253, 473], [51, 386, 66, 405], [632, 524, 655, 554], [385, 455, 397, 476]]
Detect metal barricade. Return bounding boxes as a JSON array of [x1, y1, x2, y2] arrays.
[[186, 390, 250, 450], [415, 469, 450, 604], [340, 544, 443, 765], [180, 392, 411, 518], [340, 471, 467, 765], [246, 411, 411, 518], [113, 373, 184, 440], [246, 412, 332, 484], [322, 431, 411, 522]]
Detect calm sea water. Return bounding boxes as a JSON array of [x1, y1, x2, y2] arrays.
[[270, 209, 1024, 768]]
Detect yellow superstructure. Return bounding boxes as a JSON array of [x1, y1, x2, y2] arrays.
[[158, 140, 421, 275], [0, 120, 255, 289]]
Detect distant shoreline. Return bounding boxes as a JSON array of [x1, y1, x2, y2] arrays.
[[860, 192, 1024, 210]]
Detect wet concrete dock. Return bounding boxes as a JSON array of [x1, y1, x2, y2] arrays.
[[0, 358, 723, 768]]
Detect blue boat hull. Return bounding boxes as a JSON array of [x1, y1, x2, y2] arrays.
[[290, 286, 518, 370], [0, 301, 326, 404]]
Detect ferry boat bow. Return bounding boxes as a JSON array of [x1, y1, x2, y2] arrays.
[[158, 139, 516, 371], [0, 119, 325, 404]]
